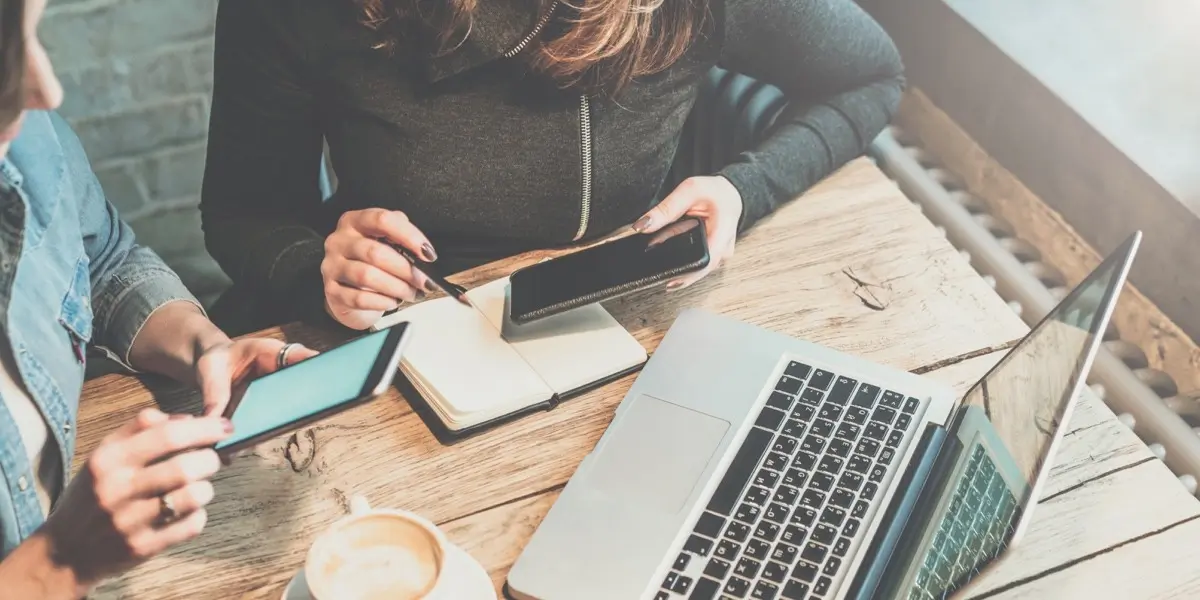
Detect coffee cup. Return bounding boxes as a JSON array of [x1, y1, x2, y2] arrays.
[[304, 495, 457, 600]]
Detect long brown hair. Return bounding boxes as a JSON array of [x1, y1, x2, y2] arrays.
[[356, 0, 709, 94], [0, 0, 25, 128]]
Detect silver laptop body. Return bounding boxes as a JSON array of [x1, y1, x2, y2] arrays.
[[507, 232, 1139, 600]]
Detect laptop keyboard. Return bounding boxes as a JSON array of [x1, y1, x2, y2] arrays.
[[908, 445, 1018, 600], [656, 360, 928, 600]]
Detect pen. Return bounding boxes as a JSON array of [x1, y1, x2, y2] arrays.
[[388, 243, 475, 309]]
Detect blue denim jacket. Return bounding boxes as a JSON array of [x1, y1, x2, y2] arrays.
[[0, 111, 200, 558]]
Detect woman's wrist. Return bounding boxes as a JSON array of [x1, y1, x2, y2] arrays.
[[0, 531, 90, 600], [127, 301, 232, 385]]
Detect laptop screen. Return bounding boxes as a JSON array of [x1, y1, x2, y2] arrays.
[[960, 244, 1124, 509], [898, 234, 1135, 597]]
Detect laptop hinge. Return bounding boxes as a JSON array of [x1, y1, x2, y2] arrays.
[[845, 422, 961, 600]]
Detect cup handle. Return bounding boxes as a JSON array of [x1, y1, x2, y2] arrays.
[[349, 494, 371, 515]]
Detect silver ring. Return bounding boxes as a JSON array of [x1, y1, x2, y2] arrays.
[[277, 343, 298, 369], [159, 494, 177, 523]]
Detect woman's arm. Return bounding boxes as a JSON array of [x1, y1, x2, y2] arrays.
[[54, 111, 317, 415], [716, 0, 905, 231], [201, 0, 329, 324]]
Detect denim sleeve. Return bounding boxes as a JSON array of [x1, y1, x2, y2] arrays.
[[49, 113, 204, 369]]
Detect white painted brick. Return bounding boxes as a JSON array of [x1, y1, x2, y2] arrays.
[[70, 95, 208, 164]]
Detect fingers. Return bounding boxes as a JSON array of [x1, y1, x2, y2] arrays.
[[196, 349, 233, 417], [126, 509, 209, 560], [117, 480, 215, 533], [334, 260, 420, 303], [154, 508, 209, 549], [132, 449, 221, 497], [340, 209, 436, 262], [246, 340, 317, 376], [634, 183, 696, 234], [323, 210, 434, 331], [323, 296, 386, 332], [326, 280, 406, 312], [667, 239, 735, 291], [286, 345, 319, 364], [124, 417, 233, 466], [647, 217, 701, 248], [342, 238, 431, 293]]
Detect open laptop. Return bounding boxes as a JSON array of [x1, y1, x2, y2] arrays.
[[506, 231, 1140, 600]]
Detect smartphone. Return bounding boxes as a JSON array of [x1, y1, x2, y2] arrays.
[[508, 217, 710, 324], [214, 322, 412, 456]]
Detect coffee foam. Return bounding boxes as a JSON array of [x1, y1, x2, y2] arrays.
[[311, 513, 442, 600]]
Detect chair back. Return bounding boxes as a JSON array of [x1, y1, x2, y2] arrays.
[[665, 66, 790, 188]]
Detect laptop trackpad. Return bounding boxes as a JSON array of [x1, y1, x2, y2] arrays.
[[587, 395, 730, 514]]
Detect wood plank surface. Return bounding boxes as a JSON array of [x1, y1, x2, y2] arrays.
[[77, 158, 1176, 600], [973, 515, 1200, 599]]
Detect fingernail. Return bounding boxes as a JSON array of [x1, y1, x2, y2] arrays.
[[666, 280, 685, 291], [415, 290, 426, 301], [633, 215, 653, 232], [420, 243, 437, 262], [221, 418, 234, 434], [425, 279, 438, 293]]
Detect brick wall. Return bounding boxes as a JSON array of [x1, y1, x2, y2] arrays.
[[41, 0, 228, 305]]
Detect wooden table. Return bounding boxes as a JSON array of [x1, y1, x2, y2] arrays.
[[76, 159, 1200, 599]]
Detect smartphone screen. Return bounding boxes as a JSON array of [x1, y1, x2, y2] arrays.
[[215, 327, 404, 452], [510, 218, 709, 321]]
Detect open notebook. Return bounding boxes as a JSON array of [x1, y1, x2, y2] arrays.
[[371, 276, 648, 442]]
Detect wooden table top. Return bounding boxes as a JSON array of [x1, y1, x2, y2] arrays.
[[76, 159, 1200, 599]]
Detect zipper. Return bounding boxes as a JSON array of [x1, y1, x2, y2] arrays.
[[502, 1, 559, 58], [499, 0, 591, 241], [574, 94, 593, 241]]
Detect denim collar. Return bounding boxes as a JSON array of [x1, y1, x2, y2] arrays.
[[0, 158, 22, 192]]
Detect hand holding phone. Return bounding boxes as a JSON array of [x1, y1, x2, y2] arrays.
[[507, 217, 710, 324], [215, 323, 412, 457]]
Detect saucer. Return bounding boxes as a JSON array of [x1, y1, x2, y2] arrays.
[[283, 542, 495, 599]]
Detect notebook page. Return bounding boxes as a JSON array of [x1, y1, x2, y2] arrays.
[[470, 278, 648, 395], [376, 296, 552, 424]]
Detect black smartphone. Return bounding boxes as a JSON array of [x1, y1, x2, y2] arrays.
[[215, 322, 413, 457], [508, 217, 710, 324]]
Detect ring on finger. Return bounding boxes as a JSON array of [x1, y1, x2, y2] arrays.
[[157, 494, 178, 525], [152, 482, 211, 527], [276, 343, 299, 369]]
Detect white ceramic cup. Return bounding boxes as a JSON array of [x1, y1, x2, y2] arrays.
[[304, 495, 455, 600]]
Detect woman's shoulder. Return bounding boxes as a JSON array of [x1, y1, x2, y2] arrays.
[[216, 0, 377, 64]]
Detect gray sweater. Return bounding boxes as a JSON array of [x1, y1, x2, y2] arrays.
[[199, 0, 904, 328]]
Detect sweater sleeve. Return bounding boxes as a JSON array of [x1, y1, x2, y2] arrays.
[[200, 0, 330, 324], [716, 0, 905, 232]]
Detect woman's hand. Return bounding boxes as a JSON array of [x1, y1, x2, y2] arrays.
[[322, 208, 437, 330], [38, 409, 232, 593], [633, 175, 743, 289], [195, 338, 317, 417]]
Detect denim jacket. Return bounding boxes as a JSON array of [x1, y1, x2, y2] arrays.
[[0, 111, 200, 558]]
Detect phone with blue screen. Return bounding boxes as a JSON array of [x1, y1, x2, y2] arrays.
[[215, 323, 412, 456]]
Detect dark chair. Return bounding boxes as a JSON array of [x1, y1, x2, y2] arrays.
[[665, 66, 790, 189]]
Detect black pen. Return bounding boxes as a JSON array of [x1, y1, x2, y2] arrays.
[[389, 243, 475, 309]]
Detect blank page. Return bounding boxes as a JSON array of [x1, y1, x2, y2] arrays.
[[470, 278, 648, 395], [376, 296, 552, 427]]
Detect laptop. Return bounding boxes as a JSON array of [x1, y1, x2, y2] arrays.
[[505, 231, 1140, 600]]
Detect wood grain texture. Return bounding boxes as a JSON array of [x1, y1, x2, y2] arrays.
[[969, 515, 1200, 600], [76, 159, 1047, 599], [896, 88, 1200, 399], [960, 460, 1200, 599]]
